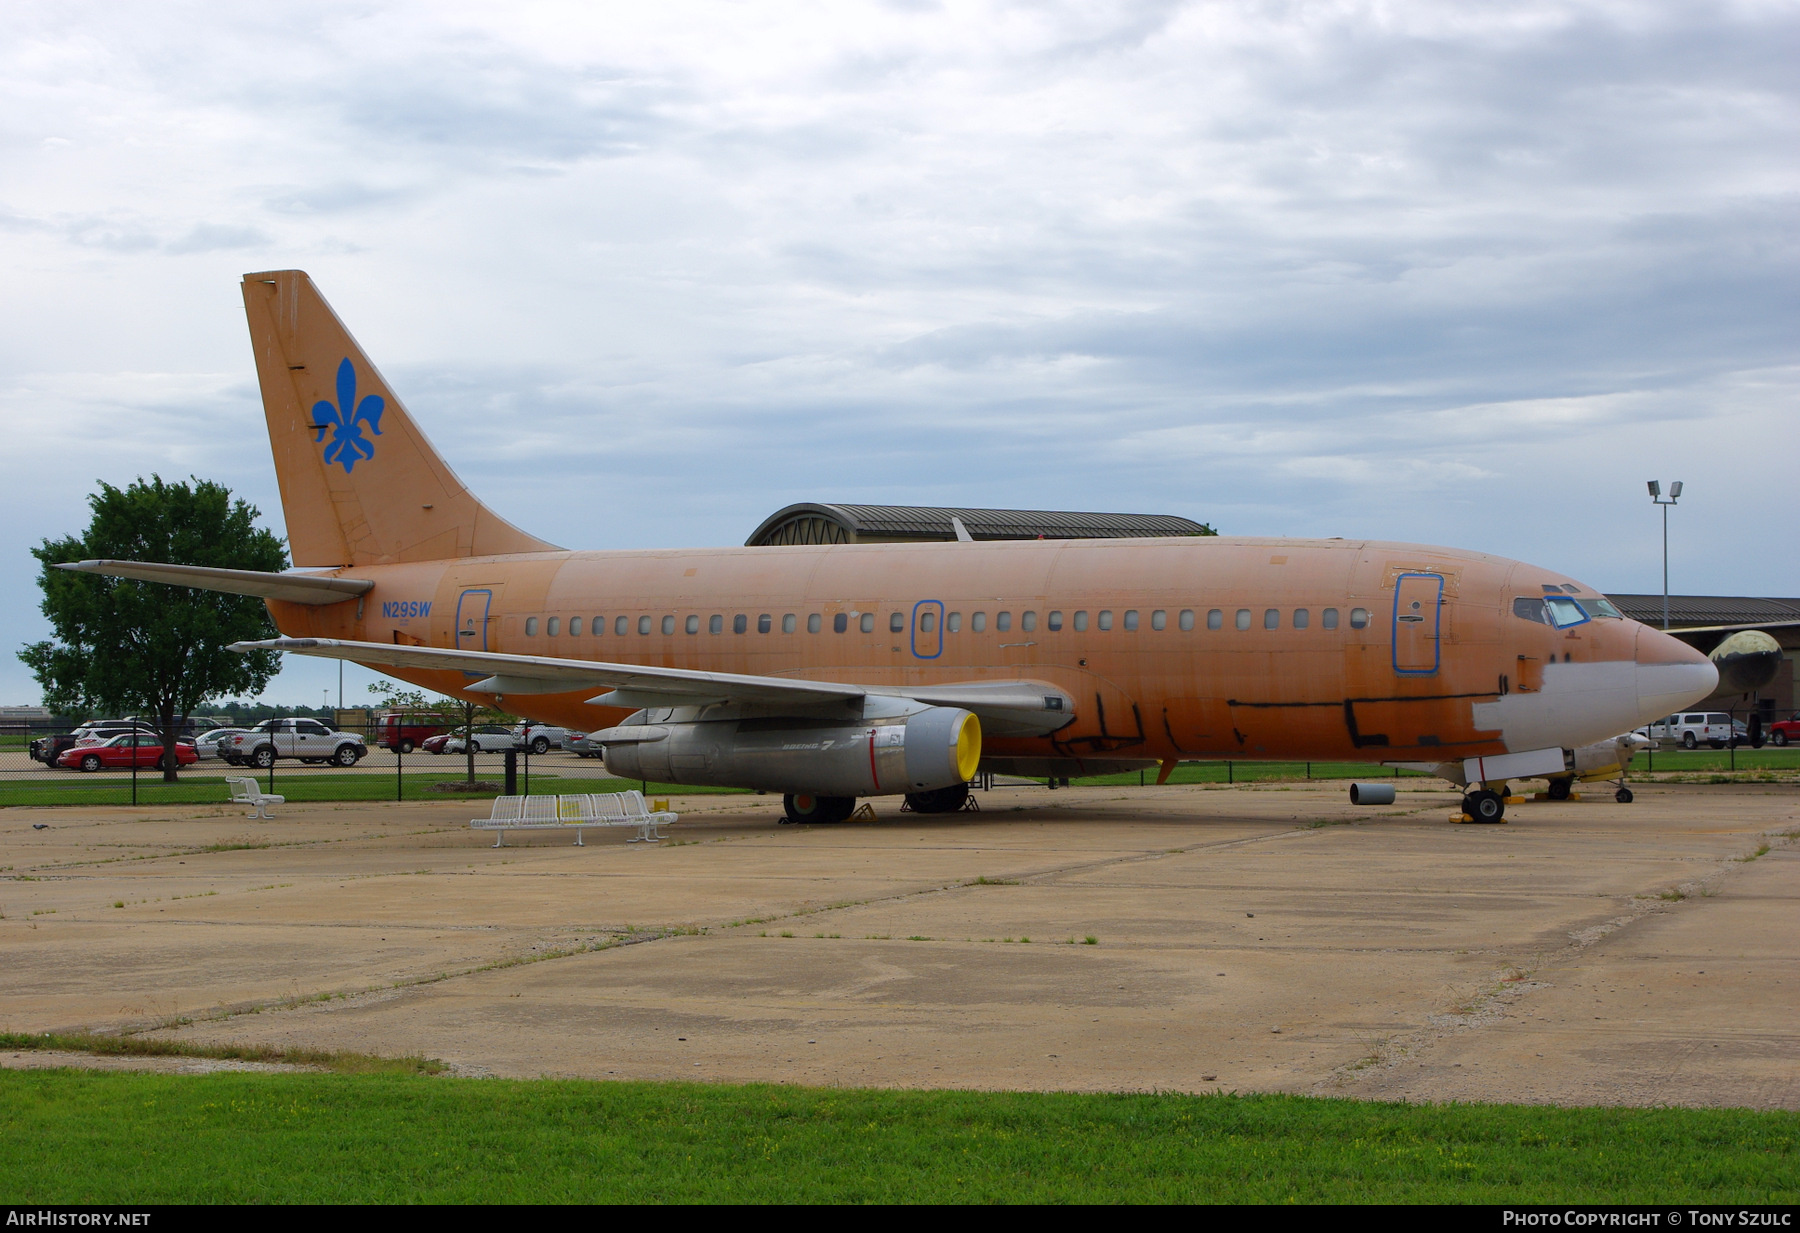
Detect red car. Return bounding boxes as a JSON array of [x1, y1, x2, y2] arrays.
[[58, 732, 197, 772], [1769, 713, 1800, 747]]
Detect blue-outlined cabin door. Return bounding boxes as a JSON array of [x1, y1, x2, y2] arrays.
[[911, 599, 943, 659], [1392, 573, 1443, 675], [456, 589, 493, 652]]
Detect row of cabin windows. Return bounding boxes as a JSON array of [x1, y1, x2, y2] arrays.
[[518, 606, 1374, 637]]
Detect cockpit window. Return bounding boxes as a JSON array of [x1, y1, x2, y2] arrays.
[[1512, 597, 1549, 624], [1588, 598, 1622, 619], [1544, 596, 1591, 628]]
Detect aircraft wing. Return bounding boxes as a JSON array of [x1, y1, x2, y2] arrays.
[[232, 637, 1074, 736]]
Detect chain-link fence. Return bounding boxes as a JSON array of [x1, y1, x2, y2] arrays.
[[2, 720, 1795, 808]]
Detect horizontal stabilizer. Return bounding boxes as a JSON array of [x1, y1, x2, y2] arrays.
[[232, 637, 1074, 735], [58, 560, 373, 606]]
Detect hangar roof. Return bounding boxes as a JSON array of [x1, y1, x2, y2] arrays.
[[1602, 594, 1800, 629], [746, 503, 1215, 547]]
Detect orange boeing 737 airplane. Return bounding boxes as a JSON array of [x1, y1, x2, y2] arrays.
[[64, 270, 1719, 824]]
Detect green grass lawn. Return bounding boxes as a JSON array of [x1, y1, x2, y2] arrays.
[[0, 1071, 1792, 1203]]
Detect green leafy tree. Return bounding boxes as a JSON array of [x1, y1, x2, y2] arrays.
[[20, 476, 287, 781]]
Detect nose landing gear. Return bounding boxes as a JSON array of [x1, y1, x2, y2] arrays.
[[1461, 787, 1507, 824]]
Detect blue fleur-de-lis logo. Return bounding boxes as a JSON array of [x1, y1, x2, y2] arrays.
[[312, 358, 385, 474]]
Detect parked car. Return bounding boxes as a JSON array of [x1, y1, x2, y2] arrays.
[[375, 709, 455, 754], [192, 727, 252, 760], [1769, 712, 1800, 747], [567, 732, 602, 758], [57, 732, 197, 772], [512, 722, 570, 755], [224, 718, 369, 769], [444, 725, 520, 755], [30, 719, 158, 766], [420, 731, 456, 754], [1640, 712, 1739, 750]]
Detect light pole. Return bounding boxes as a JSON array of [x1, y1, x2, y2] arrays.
[[1647, 480, 1682, 630]]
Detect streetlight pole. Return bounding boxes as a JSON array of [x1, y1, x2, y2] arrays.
[[1647, 480, 1682, 630]]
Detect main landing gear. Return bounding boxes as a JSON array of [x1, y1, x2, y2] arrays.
[[904, 783, 971, 814], [781, 793, 856, 825]]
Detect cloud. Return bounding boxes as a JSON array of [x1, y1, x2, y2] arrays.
[[0, 0, 1794, 703]]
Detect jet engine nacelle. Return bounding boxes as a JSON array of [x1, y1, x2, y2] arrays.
[[1709, 630, 1784, 696], [597, 706, 982, 797]]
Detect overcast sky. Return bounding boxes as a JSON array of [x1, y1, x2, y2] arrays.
[[3, 0, 1795, 707]]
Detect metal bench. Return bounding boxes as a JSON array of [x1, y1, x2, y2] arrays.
[[226, 776, 285, 819], [471, 791, 676, 846]]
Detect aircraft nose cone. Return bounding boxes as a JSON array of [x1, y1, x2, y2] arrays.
[[1633, 624, 1717, 724]]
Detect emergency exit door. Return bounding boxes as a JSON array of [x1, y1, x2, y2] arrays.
[[1392, 573, 1443, 675], [456, 589, 493, 652]]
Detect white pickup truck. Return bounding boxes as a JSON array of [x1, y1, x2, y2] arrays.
[[226, 718, 369, 769]]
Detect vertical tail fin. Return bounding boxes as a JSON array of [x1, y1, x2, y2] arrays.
[[241, 270, 560, 567]]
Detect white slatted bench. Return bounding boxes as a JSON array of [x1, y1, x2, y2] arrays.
[[227, 776, 284, 819], [471, 791, 677, 847]]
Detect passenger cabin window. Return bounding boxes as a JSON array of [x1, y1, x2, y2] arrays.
[[1021, 611, 1037, 631], [1264, 609, 1280, 630], [662, 616, 676, 635], [996, 612, 1012, 631], [525, 617, 539, 636], [807, 613, 822, 633], [919, 611, 937, 633], [1047, 611, 1063, 631], [833, 613, 848, 633], [1349, 608, 1369, 629], [946, 612, 962, 633], [547, 617, 560, 636], [616, 616, 629, 635], [1235, 609, 1252, 631], [1073, 611, 1089, 631], [569, 617, 583, 636], [734, 614, 747, 634], [1206, 609, 1222, 630], [1097, 610, 1112, 631], [1512, 597, 1550, 624], [782, 614, 797, 633], [1322, 608, 1339, 630], [1293, 608, 1309, 629], [890, 612, 905, 633], [1180, 609, 1196, 631], [686, 615, 700, 634], [860, 613, 875, 633], [1123, 610, 1138, 631], [971, 612, 986, 632], [638, 616, 651, 635], [1151, 610, 1166, 630], [757, 614, 771, 633], [710, 614, 724, 634]]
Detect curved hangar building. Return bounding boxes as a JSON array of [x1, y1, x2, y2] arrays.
[[746, 503, 1215, 547]]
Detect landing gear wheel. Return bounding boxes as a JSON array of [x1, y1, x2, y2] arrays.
[[251, 746, 275, 770], [334, 746, 360, 767], [1546, 777, 1572, 801], [1615, 787, 1634, 803], [782, 793, 856, 824], [531, 737, 551, 755], [1682, 732, 1698, 749], [905, 783, 970, 814], [1462, 789, 1505, 823]]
